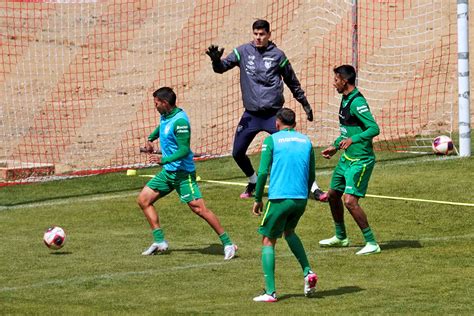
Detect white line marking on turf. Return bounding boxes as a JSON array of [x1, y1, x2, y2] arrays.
[[1, 233, 472, 293]]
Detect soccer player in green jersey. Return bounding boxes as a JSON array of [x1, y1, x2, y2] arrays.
[[319, 65, 381, 255], [252, 108, 318, 302], [137, 87, 237, 260]]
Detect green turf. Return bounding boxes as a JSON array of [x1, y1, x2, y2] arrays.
[[1, 153, 473, 314]]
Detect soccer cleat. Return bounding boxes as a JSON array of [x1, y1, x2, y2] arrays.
[[356, 243, 381, 255], [311, 188, 329, 202], [141, 240, 169, 255], [319, 236, 350, 247], [253, 292, 277, 302], [224, 244, 238, 260], [240, 182, 256, 199], [304, 272, 318, 297]]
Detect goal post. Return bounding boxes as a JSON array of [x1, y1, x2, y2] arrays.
[[457, 0, 471, 157], [0, 0, 469, 184]]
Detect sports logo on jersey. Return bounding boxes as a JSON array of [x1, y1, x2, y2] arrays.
[[263, 57, 274, 69]]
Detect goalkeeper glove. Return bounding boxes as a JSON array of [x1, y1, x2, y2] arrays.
[[206, 44, 224, 62], [302, 100, 314, 122]]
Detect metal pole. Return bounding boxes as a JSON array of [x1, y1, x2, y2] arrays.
[[458, 0, 471, 156], [352, 0, 358, 81]]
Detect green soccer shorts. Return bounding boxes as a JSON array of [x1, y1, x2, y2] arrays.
[[258, 199, 307, 239], [330, 155, 375, 197], [146, 169, 202, 203]]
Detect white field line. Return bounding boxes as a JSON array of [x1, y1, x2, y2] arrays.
[[1, 233, 473, 293], [0, 155, 468, 211]]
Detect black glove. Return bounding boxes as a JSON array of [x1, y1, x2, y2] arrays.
[[302, 100, 314, 122], [206, 44, 224, 62]]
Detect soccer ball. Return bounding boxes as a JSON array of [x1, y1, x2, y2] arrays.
[[432, 135, 454, 155], [43, 226, 67, 250]]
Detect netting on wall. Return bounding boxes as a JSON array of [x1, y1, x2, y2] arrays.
[[0, 0, 459, 183]]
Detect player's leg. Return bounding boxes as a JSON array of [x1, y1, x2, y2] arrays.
[[137, 172, 172, 255], [187, 199, 238, 260], [319, 160, 350, 247], [177, 172, 237, 260], [343, 158, 380, 255], [254, 199, 287, 302], [253, 235, 278, 302], [232, 111, 263, 198], [283, 199, 318, 296]]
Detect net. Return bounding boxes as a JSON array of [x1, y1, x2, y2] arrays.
[[0, 0, 461, 183]]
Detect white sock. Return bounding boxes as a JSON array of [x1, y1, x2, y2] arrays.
[[311, 181, 319, 193], [248, 172, 257, 184]]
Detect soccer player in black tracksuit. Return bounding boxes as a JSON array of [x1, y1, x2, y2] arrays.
[[207, 19, 327, 200]]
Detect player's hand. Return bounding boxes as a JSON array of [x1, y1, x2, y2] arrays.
[[148, 154, 163, 165], [206, 44, 224, 62], [321, 146, 337, 159], [339, 138, 353, 150], [252, 202, 263, 216], [143, 140, 155, 153], [301, 100, 313, 122]]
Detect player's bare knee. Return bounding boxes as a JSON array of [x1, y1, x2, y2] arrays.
[[343, 195, 359, 210]]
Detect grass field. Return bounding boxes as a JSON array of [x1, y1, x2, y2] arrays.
[[1, 152, 473, 314]]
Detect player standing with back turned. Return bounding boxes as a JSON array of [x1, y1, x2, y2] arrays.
[[252, 108, 318, 302], [319, 65, 381, 255]]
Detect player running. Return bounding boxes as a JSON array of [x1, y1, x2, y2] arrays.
[[319, 65, 381, 255], [252, 108, 318, 302], [137, 87, 237, 260]]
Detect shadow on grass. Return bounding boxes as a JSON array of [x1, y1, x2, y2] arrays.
[[168, 243, 224, 257], [279, 286, 364, 301], [381, 240, 422, 250], [50, 251, 73, 255]]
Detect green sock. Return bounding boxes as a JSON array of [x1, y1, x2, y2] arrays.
[[285, 233, 312, 277], [335, 222, 347, 240], [218, 232, 232, 246], [152, 228, 165, 243], [362, 227, 377, 244], [261, 246, 276, 295]]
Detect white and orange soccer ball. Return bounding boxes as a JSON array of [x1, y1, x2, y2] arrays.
[[43, 226, 67, 250], [432, 135, 454, 155]]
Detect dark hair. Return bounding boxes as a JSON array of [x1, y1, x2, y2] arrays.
[[333, 65, 357, 85], [276, 107, 296, 126], [152, 87, 176, 106], [252, 19, 270, 33]]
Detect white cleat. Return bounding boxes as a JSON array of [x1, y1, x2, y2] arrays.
[[319, 236, 350, 247], [304, 272, 318, 297], [224, 244, 238, 260], [253, 292, 277, 302], [141, 241, 169, 255], [356, 243, 381, 255]]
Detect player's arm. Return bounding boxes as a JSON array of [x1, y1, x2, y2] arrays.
[[254, 136, 274, 203], [160, 118, 191, 164], [144, 125, 160, 153], [280, 59, 313, 121], [206, 45, 239, 74], [308, 147, 316, 190], [350, 101, 380, 144], [148, 125, 160, 141]]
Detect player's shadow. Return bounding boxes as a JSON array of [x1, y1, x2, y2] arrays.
[[169, 244, 226, 257], [278, 286, 364, 301], [380, 240, 422, 250]]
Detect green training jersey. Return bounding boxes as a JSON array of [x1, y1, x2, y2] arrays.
[[334, 88, 380, 159]]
